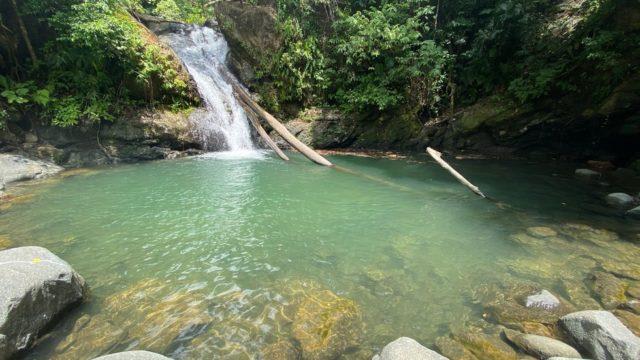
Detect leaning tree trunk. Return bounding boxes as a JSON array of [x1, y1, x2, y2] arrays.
[[243, 104, 290, 161], [9, 0, 37, 64], [426, 147, 486, 198], [232, 83, 333, 167]]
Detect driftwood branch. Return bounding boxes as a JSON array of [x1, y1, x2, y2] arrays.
[[232, 83, 333, 167], [243, 103, 289, 161], [426, 147, 486, 198]]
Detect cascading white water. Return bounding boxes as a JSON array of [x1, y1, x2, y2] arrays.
[[162, 26, 255, 153]]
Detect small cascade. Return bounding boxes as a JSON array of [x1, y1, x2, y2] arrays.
[[162, 26, 255, 153]]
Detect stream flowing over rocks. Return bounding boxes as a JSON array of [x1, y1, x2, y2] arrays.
[[0, 246, 86, 359]]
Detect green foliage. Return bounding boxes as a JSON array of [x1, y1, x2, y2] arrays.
[[331, 0, 449, 112], [265, 18, 328, 103], [2, 0, 200, 128]]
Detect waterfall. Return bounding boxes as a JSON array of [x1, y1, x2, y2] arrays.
[[162, 26, 256, 153]]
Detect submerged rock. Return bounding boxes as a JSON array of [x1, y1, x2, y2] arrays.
[[54, 278, 212, 359], [588, 271, 628, 309], [435, 336, 478, 360], [560, 310, 640, 360], [483, 284, 573, 338], [526, 227, 558, 238], [374, 337, 448, 360], [92, 351, 172, 360], [452, 325, 518, 360], [613, 310, 640, 336], [605, 193, 635, 209], [0, 246, 86, 359], [560, 278, 602, 310], [575, 168, 600, 180], [525, 290, 561, 310], [0, 154, 63, 185], [627, 206, 640, 219], [557, 223, 619, 246], [0, 235, 12, 250], [601, 262, 640, 281], [292, 289, 363, 359], [502, 328, 581, 359], [260, 340, 300, 360]]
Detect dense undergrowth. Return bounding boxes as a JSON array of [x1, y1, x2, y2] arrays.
[[254, 0, 638, 119], [1, 0, 638, 146], [0, 0, 208, 130]]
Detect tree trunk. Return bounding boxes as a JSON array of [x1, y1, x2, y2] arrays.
[[426, 147, 485, 198], [243, 103, 290, 161], [10, 0, 37, 64], [232, 83, 333, 167]]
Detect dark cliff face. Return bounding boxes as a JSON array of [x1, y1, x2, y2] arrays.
[[213, 1, 281, 87]]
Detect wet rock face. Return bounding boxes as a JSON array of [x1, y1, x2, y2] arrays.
[[435, 336, 478, 360], [92, 351, 171, 360], [213, 1, 280, 85], [0, 246, 87, 359], [560, 310, 640, 360], [292, 289, 363, 359], [375, 337, 448, 360]]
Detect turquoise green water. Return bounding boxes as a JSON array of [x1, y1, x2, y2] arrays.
[[1, 152, 638, 359]]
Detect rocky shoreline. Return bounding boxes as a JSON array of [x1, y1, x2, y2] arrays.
[[1, 243, 639, 359]]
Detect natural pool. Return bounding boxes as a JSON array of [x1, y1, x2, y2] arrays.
[[1, 152, 639, 359]]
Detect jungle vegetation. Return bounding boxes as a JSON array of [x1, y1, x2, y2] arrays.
[[0, 0, 638, 130]]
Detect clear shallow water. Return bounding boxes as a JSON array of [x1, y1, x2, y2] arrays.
[[1, 153, 638, 359]]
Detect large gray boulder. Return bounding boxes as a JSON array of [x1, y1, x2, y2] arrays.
[[0, 154, 63, 185], [604, 193, 635, 209], [560, 310, 640, 360], [0, 246, 86, 359], [503, 328, 581, 358], [93, 351, 172, 360], [373, 337, 449, 360]]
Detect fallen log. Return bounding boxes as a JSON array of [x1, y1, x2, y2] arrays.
[[232, 83, 333, 167], [426, 147, 486, 198], [243, 102, 289, 161]]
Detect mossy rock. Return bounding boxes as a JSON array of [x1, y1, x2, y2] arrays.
[[452, 98, 523, 135], [435, 336, 479, 360], [292, 289, 363, 359], [556, 223, 619, 246], [483, 284, 574, 338], [613, 309, 640, 336], [0, 235, 12, 250], [452, 324, 518, 360], [261, 340, 300, 360], [588, 270, 628, 309]]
